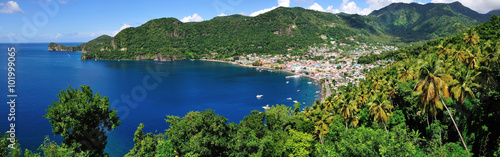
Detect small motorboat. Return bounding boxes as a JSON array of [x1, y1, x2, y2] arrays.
[[256, 95, 263, 98], [262, 104, 270, 110]]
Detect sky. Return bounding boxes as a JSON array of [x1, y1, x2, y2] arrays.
[[0, 0, 499, 43]]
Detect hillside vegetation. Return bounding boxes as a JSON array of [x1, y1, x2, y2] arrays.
[[49, 2, 493, 61], [117, 13, 500, 157], [15, 14, 500, 157]]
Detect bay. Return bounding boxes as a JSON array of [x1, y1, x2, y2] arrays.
[[0, 43, 320, 156]]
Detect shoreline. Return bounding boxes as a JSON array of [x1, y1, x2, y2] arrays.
[[200, 59, 330, 103], [84, 57, 331, 103]]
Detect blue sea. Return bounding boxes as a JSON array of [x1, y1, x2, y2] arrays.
[[0, 43, 320, 156]]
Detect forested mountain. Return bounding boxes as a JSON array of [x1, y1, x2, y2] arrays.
[[49, 2, 494, 61], [370, 2, 491, 41]]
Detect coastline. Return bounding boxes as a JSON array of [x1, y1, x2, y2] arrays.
[[199, 59, 330, 103], [81, 57, 331, 103]]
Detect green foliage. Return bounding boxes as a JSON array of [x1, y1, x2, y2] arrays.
[[43, 85, 121, 156], [165, 109, 230, 156], [36, 9, 500, 157], [125, 123, 174, 157], [285, 129, 314, 157], [50, 3, 493, 61], [430, 143, 469, 157], [0, 133, 21, 157], [24, 137, 89, 157], [495, 142, 500, 157], [252, 61, 263, 66]]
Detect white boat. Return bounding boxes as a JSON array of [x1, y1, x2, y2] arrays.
[[297, 90, 300, 92], [262, 104, 270, 110], [286, 81, 289, 84], [315, 91, 320, 94], [256, 95, 263, 98], [308, 82, 312, 84], [293, 100, 299, 104], [287, 97, 292, 100]]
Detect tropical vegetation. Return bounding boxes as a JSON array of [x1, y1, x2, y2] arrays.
[[4, 3, 500, 157]]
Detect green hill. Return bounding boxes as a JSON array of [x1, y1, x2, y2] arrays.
[[48, 2, 494, 61], [369, 2, 490, 42]]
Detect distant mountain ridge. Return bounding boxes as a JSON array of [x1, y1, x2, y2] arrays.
[[48, 2, 497, 60], [370, 2, 492, 41]]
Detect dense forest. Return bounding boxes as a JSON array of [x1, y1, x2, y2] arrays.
[[49, 2, 494, 61], [5, 12, 499, 157]]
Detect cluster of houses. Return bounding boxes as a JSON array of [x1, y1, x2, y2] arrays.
[[234, 43, 397, 90]]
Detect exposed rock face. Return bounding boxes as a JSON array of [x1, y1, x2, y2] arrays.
[[135, 55, 146, 60], [154, 53, 170, 61], [272, 25, 295, 37], [134, 53, 186, 61], [111, 38, 116, 49]]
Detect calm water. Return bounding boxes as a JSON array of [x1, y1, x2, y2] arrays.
[[0, 43, 320, 156]]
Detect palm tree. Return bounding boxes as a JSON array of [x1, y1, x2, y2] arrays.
[[449, 70, 481, 104], [306, 107, 333, 145], [324, 100, 336, 113], [462, 47, 481, 70], [338, 100, 358, 132], [414, 54, 470, 154], [398, 59, 416, 81], [368, 93, 393, 138], [463, 28, 480, 46], [372, 76, 387, 91]]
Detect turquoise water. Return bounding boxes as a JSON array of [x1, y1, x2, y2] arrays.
[[0, 43, 320, 156]]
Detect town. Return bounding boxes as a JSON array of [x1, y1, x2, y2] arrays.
[[213, 41, 398, 99]]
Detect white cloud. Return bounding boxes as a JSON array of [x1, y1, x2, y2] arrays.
[[308, 3, 324, 11], [250, 6, 279, 16], [250, 0, 291, 17], [113, 23, 133, 36], [181, 13, 204, 22], [0, 1, 24, 14], [308, 3, 340, 14], [55, 33, 63, 39], [218, 13, 227, 17], [58, 0, 68, 4], [431, 0, 500, 14], [366, 0, 414, 11], [119, 23, 132, 31], [342, 1, 362, 14], [329, 0, 411, 15], [278, 0, 290, 7]]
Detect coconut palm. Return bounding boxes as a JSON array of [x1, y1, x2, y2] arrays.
[[414, 54, 469, 154], [398, 59, 416, 81], [449, 70, 481, 104], [463, 28, 480, 46], [462, 47, 481, 70], [306, 107, 333, 145], [368, 93, 393, 138], [338, 100, 358, 132]]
